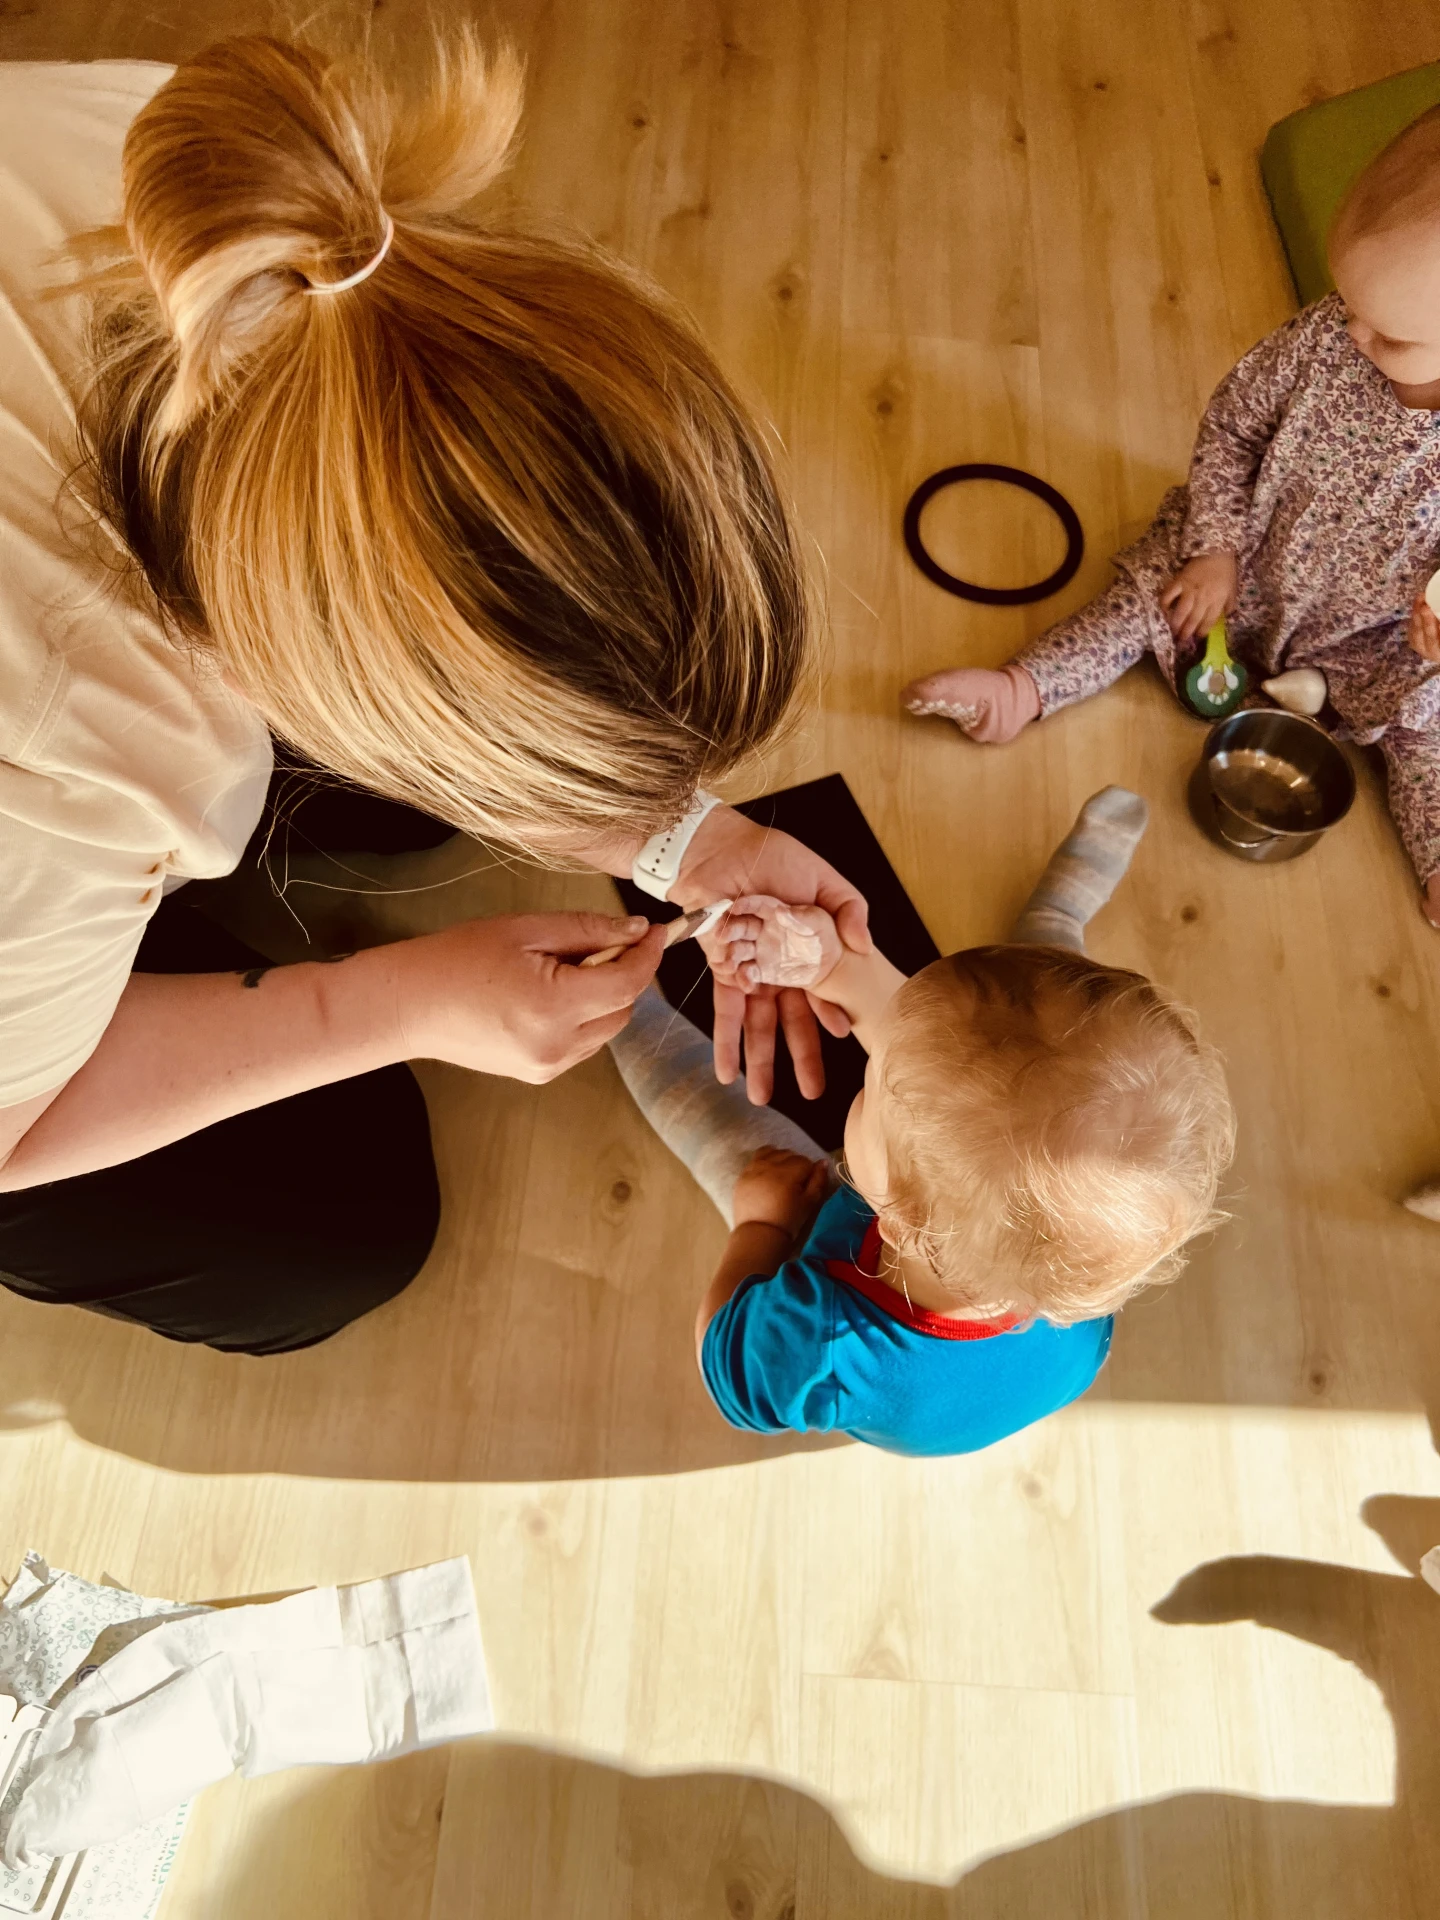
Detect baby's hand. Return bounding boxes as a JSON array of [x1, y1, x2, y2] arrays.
[[732, 1146, 830, 1237], [1159, 551, 1238, 643], [709, 895, 844, 990], [1409, 589, 1440, 663]]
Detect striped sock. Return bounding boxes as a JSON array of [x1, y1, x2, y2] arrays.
[[1009, 786, 1149, 951], [609, 987, 828, 1225]]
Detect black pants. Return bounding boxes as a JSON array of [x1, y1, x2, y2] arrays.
[[0, 768, 448, 1355]]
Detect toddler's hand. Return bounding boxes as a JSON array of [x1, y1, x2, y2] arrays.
[[1409, 589, 1440, 663], [708, 895, 844, 991], [1159, 552, 1238, 643], [732, 1146, 830, 1237]]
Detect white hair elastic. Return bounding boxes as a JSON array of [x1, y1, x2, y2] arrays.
[[305, 212, 395, 295]]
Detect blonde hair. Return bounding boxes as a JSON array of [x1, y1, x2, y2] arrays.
[[79, 32, 812, 849], [870, 946, 1234, 1324]]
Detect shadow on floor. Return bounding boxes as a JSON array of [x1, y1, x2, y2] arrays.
[[0, 837, 850, 1481], [0, 1057, 842, 1483], [170, 1496, 1440, 1918], [5, 747, 1440, 1482]]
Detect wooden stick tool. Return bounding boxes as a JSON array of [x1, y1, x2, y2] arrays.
[[578, 899, 733, 968]]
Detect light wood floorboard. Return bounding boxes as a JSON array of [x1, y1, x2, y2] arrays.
[[2, 2, 1440, 1914]]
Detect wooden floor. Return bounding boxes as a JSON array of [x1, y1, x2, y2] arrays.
[[4, 1, 1440, 1914]]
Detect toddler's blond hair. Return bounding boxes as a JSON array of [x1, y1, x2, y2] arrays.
[[870, 946, 1234, 1324]]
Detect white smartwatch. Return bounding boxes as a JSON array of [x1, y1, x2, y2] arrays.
[[631, 788, 724, 900]]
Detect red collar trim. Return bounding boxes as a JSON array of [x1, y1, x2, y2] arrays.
[[825, 1222, 1020, 1342]]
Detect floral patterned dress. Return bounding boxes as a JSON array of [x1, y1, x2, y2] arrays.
[[1018, 293, 1440, 883]]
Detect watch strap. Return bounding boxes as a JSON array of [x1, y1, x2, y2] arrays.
[[631, 789, 723, 900]]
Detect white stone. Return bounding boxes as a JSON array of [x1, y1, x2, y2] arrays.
[[1261, 667, 1327, 716]]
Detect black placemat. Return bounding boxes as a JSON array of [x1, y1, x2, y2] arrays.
[[616, 773, 939, 1150]]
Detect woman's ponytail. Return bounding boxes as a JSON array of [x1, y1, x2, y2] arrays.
[[122, 33, 522, 434], [82, 31, 811, 852]]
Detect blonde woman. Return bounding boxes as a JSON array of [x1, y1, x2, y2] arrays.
[[0, 39, 865, 1353]]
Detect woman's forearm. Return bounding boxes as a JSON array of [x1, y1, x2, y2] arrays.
[[0, 908, 664, 1191], [568, 827, 645, 880], [0, 950, 407, 1191]]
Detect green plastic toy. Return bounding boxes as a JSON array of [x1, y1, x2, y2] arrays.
[[1184, 619, 1247, 719]]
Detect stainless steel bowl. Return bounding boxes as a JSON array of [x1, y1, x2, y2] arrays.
[[1189, 709, 1355, 862]]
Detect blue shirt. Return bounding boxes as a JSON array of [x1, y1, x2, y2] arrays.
[[700, 1185, 1113, 1457]]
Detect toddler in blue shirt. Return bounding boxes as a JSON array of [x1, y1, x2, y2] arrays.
[[609, 789, 1234, 1456]]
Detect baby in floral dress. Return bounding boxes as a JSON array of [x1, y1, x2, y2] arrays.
[[905, 107, 1440, 925]]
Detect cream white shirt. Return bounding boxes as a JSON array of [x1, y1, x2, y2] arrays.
[[0, 61, 272, 1105]]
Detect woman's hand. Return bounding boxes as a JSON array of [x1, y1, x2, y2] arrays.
[[1159, 551, 1238, 643], [395, 912, 665, 1082], [669, 807, 871, 1105], [1409, 589, 1440, 663]]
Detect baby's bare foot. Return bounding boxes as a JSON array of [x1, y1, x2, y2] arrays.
[[1423, 873, 1440, 929], [901, 664, 1042, 744]]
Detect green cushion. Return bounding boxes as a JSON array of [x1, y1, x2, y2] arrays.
[[1262, 62, 1440, 305]]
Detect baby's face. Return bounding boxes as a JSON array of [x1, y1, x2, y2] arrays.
[[1331, 223, 1440, 386]]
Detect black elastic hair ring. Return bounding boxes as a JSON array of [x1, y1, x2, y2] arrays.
[[902, 462, 1084, 606]]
